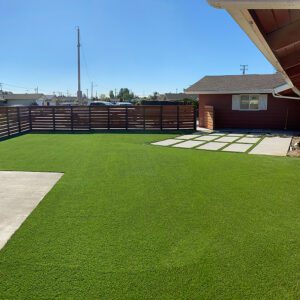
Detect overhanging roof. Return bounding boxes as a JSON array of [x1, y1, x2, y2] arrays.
[[208, 0, 300, 96]]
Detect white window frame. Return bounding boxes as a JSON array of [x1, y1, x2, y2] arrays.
[[239, 94, 260, 111], [232, 94, 268, 111]]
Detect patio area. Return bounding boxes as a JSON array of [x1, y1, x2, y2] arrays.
[[151, 130, 295, 156]]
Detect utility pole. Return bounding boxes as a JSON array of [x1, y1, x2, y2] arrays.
[[34, 87, 39, 94], [240, 64, 248, 75], [114, 88, 117, 98], [76, 27, 82, 102], [86, 89, 89, 99]]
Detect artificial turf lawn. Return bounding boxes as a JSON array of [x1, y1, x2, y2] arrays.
[[0, 133, 299, 299]]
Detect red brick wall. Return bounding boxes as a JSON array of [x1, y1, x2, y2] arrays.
[[198, 94, 300, 130]]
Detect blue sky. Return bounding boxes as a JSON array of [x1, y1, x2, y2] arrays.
[[0, 0, 275, 96]]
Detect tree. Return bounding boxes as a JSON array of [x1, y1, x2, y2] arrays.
[[151, 91, 158, 100], [109, 90, 114, 99], [117, 88, 134, 101]]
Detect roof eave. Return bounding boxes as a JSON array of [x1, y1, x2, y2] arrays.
[[208, 0, 300, 9], [226, 8, 298, 94], [185, 89, 274, 95]]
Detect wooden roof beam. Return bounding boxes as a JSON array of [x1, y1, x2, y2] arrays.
[[267, 19, 300, 51], [281, 51, 300, 69]]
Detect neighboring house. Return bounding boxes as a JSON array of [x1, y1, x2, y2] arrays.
[[36, 95, 58, 106], [0, 93, 45, 106], [157, 93, 197, 102], [186, 73, 300, 129]]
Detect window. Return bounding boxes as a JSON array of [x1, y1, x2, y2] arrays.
[[239, 95, 259, 110], [232, 94, 268, 111]]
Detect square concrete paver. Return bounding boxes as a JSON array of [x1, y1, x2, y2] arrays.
[[249, 137, 292, 156], [0, 171, 63, 250], [194, 135, 218, 141], [152, 139, 182, 146], [222, 143, 253, 153], [175, 135, 199, 140], [238, 137, 260, 144], [227, 133, 244, 137], [215, 136, 240, 143], [209, 133, 226, 136], [197, 142, 228, 151], [173, 140, 206, 148]]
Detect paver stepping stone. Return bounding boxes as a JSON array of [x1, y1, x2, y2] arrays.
[[152, 139, 182, 146], [175, 135, 199, 140], [249, 137, 292, 156], [238, 137, 260, 144], [246, 134, 260, 137], [215, 136, 240, 143], [227, 133, 244, 137], [197, 142, 228, 151], [173, 140, 206, 148], [209, 133, 226, 136], [222, 143, 253, 153], [194, 135, 218, 141]]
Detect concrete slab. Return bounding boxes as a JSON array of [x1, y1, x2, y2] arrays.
[[152, 139, 182, 146], [227, 134, 245, 137], [197, 142, 228, 151], [175, 135, 199, 140], [246, 134, 261, 138], [238, 137, 261, 144], [249, 137, 292, 156], [172, 140, 206, 148], [209, 133, 226, 136], [194, 135, 218, 141], [222, 143, 253, 153], [215, 136, 240, 143], [0, 171, 63, 250]]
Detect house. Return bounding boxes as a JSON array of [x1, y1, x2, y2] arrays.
[[0, 93, 45, 106], [185, 0, 300, 130], [157, 93, 198, 102], [186, 73, 300, 129], [36, 95, 58, 106]]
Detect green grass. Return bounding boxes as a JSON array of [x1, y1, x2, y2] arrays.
[[0, 133, 299, 299]]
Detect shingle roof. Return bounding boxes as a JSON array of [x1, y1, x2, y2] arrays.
[[185, 73, 286, 94], [158, 93, 198, 101]]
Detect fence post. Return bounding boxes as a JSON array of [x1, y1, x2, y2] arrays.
[[52, 107, 56, 131], [125, 107, 128, 130], [107, 106, 110, 130], [29, 107, 32, 131], [17, 107, 21, 133], [6, 107, 10, 136], [160, 105, 163, 131], [143, 106, 146, 130], [89, 106, 91, 131], [177, 105, 179, 130], [193, 105, 197, 130], [71, 106, 74, 131]]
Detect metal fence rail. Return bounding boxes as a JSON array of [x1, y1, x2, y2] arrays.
[[0, 105, 196, 140]]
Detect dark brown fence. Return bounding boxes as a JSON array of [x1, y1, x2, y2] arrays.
[[0, 105, 196, 139]]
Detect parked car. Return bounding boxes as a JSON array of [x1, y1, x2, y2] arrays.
[[115, 102, 133, 106], [90, 101, 113, 106]]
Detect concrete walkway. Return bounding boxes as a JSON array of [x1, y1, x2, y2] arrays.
[[151, 131, 293, 156], [0, 171, 63, 250]]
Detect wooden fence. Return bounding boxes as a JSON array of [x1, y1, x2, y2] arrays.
[[0, 105, 196, 139]]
